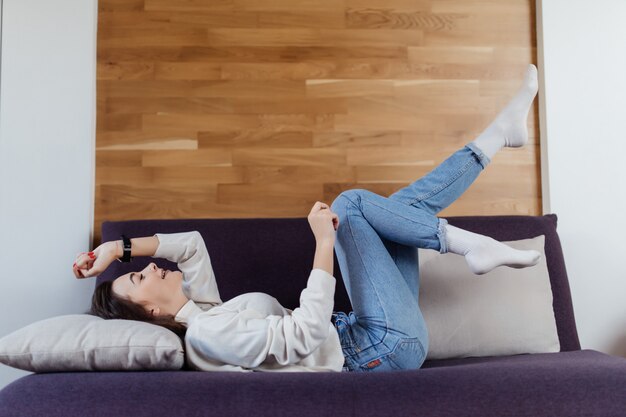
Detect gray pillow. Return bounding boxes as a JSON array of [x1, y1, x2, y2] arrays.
[[418, 234, 560, 360], [0, 314, 184, 372]]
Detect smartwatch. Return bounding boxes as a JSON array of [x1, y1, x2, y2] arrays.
[[119, 234, 133, 263]]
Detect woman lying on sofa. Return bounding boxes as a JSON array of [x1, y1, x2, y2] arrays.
[[72, 64, 542, 373]]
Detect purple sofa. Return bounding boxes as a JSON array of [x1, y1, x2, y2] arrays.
[[1, 213, 625, 416]]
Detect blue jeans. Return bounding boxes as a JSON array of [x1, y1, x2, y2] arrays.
[[330, 142, 490, 372]]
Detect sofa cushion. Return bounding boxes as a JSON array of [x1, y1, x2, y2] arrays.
[[0, 314, 184, 372], [418, 234, 560, 359]]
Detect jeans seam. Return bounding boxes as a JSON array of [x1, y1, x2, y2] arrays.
[[417, 339, 426, 358], [409, 155, 476, 206]]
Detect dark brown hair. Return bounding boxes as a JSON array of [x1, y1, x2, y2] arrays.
[[90, 280, 187, 342]]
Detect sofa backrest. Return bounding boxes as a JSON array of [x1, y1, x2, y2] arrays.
[[96, 213, 580, 352]]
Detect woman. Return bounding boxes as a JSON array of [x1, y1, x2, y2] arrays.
[[74, 64, 541, 373]]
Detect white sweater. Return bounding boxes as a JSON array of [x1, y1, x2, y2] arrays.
[[151, 231, 345, 372]]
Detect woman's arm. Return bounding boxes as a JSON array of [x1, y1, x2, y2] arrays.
[[112, 232, 336, 278], [73, 235, 160, 278], [308, 201, 338, 277], [151, 231, 222, 305], [312, 239, 334, 276], [114, 236, 159, 259]]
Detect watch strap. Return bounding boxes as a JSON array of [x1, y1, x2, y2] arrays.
[[120, 234, 133, 263]]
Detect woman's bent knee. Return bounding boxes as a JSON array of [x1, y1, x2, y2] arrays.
[[332, 189, 368, 210]]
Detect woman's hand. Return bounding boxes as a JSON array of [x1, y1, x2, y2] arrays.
[[72, 241, 118, 279], [308, 201, 339, 244]]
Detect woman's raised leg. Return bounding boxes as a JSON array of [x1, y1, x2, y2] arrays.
[[329, 64, 541, 371], [388, 64, 539, 216]]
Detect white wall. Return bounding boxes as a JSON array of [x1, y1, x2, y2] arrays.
[[537, 0, 626, 357], [0, 0, 98, 390]]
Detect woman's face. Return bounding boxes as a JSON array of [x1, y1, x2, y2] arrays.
[[112, 262, 186, 317]]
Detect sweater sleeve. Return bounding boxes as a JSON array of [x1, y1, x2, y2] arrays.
[[185, 268, 336, 368], [151, 230, 222, 306]]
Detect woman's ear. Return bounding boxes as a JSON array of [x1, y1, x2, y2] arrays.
[[149, 306, 160, 317]]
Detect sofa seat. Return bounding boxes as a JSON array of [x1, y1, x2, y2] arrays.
[[1, 349, 624, 417]]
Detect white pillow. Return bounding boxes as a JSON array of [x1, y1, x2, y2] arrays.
[[417, 234, 560, 360], [0, 314, 185, 372]]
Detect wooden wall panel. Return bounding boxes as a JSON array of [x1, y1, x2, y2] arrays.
[[95, 0, 540, 245]]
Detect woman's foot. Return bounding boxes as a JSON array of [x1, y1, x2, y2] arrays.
[[471, 64, 539, 160], [464, 236, 541, 275], [443, 223, 541, 275], [493, 63, 539, 148]]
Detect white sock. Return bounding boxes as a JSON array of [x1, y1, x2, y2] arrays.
[[471, 64, 539, 161], [444, 223, 541, 275]]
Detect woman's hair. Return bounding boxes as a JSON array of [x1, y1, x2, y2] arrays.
[[89, 280, 187, 342]]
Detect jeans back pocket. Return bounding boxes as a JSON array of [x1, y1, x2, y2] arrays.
[[388, 337, 427, 371]]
